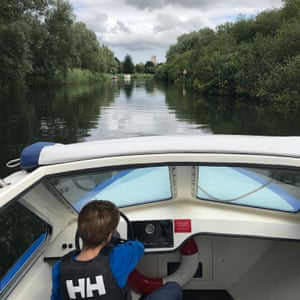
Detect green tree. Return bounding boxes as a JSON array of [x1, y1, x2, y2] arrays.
[[72, 22, 102, 71], [0, 21, 32, 87], [144, 61, 156, 74], [98, 45, 118, 73], [167, 31, 200, 60], [160, 0, 300, 102], [27, 0, 75, 83], [0, 0, 48, 23], [0, 0, 118, 87], [229, 17, 257, 43], [0, 0, 49, 87], [254, 9, 283, 36], [135, 63, 145, 73], [71, 23, 117, 73], [123, 54, 134, 74], [270, 20, 300, 63], [282, 0, 300, 20], [256, 54, 300, 103], [166, 28, 215, 61], [44, 0, 74, 77]]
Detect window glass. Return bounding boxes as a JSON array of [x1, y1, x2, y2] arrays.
[[48, 166, 172, 211], [0, 202, 48, 292], [197, 166, 300, 212]]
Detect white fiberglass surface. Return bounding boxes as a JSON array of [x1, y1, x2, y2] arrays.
[[197, 166, 300, 212]]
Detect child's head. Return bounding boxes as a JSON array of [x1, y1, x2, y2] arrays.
[[78, 200, 120, 248]]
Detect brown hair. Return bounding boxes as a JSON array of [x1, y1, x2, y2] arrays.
[[78, 200, 120, 248]]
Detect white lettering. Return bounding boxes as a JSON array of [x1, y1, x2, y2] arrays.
[[86, 275, 106, 297], [66, 278, 85, 299], [65, 275, 106, 299]]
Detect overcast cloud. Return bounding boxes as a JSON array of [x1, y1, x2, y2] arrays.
[[69, 0, 283, 64]]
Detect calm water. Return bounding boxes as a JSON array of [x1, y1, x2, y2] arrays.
[[1, 79, 300, 177]]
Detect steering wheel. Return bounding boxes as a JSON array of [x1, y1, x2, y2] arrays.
[[75, 210, 134, 250]]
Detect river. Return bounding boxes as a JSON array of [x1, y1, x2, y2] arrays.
[[1, 78, 300, 177]]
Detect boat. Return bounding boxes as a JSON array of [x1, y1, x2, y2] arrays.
[[124, 74, 131, 82], [1, 135, 300, 300]]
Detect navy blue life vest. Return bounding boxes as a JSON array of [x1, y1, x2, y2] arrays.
[[59, 247, 131, 300]]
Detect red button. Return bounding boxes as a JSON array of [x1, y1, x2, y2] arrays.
[[174, 219, 192, 233]]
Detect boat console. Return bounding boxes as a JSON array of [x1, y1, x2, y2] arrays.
[[130, 219, 174, 248]]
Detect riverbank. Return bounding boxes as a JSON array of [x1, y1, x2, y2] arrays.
[[0, 69, 155, 91], [33, 70, 154, 86], [29, 69, 110, 87]]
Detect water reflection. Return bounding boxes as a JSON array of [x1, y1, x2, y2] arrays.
[[162, 83, 300, 136], [0, 83, 115, 176], [87, 80, 208, 141], [1, 80, 300, 177]]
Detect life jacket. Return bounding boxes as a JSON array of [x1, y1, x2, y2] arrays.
[[59, 247, 131, 300]]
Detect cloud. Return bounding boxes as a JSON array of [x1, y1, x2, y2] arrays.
[[153, 14, 179, 33], [125, 0, 167, 10], [70, 0, 283, 63], [112, 20, 131, 33], [125, 0, 281, 11], [80, 12, 108, 33], [154, 14, 208, 33]]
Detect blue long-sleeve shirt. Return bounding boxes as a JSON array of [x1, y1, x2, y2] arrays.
[[51, 240, 144, 300]]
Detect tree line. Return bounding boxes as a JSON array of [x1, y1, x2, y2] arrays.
[[0, 0, 118, 88], [155, 0, 300, 103], [121, 54, 158, 75]]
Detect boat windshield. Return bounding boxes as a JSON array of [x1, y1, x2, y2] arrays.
[[47, 164, 300, 213], [197, 166, 300, 212], [48, 166, 172, 211]]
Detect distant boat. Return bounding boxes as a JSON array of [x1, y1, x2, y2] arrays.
[[124, 74, 131, 81]]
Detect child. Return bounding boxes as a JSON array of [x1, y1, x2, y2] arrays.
[[51, 200, 182, 300]]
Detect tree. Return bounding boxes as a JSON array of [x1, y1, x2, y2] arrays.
[[167, 31, 200, 60], [71, 22, 102, 72], [27, 0, 75, 82], [123, 54, 134, 74], [98, 45, 118, 73], [254, 9, 283, 36], [135, 63, 144, 73], [0, 0, 119, 87], [0, 0, 49, 87], [70, 23, 117, 73], [144, 61, 156, 74], [159, 0, 300, 102], [256, 54, 300, 103], [0, 21, 32, 87], [0, 0, 48, 24], [230, 17, 257, 43], [282, 0, 300, 20], [43, 0, 75, 77]]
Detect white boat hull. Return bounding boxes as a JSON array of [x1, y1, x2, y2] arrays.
[[1, 135, 300, 299]]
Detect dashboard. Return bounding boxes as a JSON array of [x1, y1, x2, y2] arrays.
[[129, 220, 174, 248]]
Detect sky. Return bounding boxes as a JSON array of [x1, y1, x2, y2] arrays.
[[69, 0, 283, 64]]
